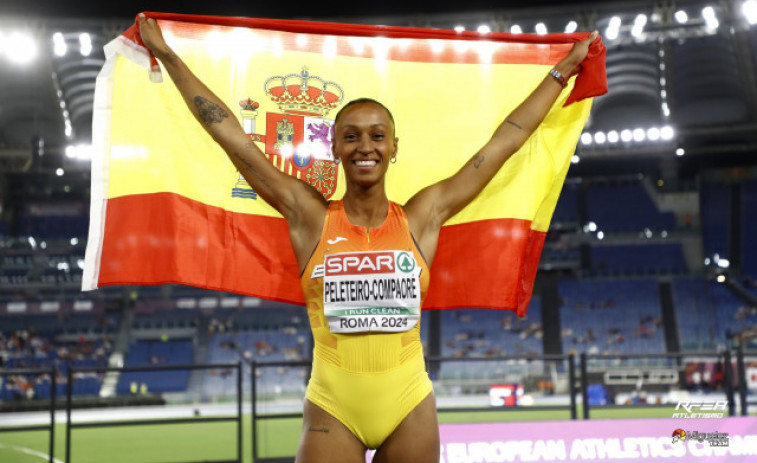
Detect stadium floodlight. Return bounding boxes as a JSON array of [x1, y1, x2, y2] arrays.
[[53, 32, 67, 57], [633, 128, 646, 142], [716, 274, 726, 283], [56, 168, 64, 176], [702, 6, 719, 31], [510, 24, 523, 34], [571, 155, 580, 164], [597, 231, 604, 240], [565, 21, 578, 33], [79, 32, 92, 57], [605, 16, 621, 40], [660, 125, 675, 140], [620, 129, 633, 142], [594, 131, 606, 144], [647, 127, 661, 141], [477, 24, 491, 34], [6, 32, 37, 65], [65, 144, 93, 160], [607, 130, 619, 143], [580, 132, 592, 145], [676, 148, 685, 156], [744, 0, 757, 25], [662, 102, 670, 117], [675, 10, 689, 24], [631, 14, 647, 38], [454, 25, 465, 33], [71, 237, 79, 246], [535, 23, 548, 35]]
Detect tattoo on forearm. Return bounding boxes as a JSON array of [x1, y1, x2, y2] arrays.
[[308, 427, 329, 433], [473, 154, 485, 169], [194, 96, 229, 126], [506, 119, 523, 130], [231, 151, 270, 188]]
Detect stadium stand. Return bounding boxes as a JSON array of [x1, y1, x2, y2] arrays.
[[558, 279, 666, 356]]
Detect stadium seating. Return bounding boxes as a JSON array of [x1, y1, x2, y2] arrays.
[[558, 279, 666, 356], [116, 339, 194, 394], [585, 182, 675, 233]]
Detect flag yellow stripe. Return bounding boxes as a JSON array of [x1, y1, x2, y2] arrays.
[[107, 28, 590, 228]]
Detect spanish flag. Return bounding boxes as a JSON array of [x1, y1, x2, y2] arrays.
[[83, 12, 605, 316]]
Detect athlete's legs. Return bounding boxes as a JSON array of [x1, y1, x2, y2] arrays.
[[295, 399, 367, 463], [371, 392, 440, 463]]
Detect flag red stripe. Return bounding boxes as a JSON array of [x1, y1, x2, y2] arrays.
[[424, 219, 545, 316], [98, 192, 544, 313], [98, 192, 301, 304]]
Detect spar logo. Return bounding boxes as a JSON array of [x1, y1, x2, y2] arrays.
[[671, 429, 687, 443], [232, 66, 344, 200], [325, 252, 395, 276], [397, 252, 415, 273]]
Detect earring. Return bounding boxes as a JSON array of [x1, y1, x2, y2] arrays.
[[390, 156, 397, 164], [334, 157, 340, 164]]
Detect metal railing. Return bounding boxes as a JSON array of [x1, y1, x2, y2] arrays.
[[2, 347, 755, 463], [0, 367, 56, 463], [64, 362, 243, 463]]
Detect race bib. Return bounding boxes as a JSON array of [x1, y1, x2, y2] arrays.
[[312, 250, 421, 333]]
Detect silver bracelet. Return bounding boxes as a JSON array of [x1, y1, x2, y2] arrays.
[[549, 68, 567, 88]]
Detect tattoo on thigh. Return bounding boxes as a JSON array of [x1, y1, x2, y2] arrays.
[[194, 96, 229, 126], [506, 119, 523, 130], [473, 154, 485, 169], [307, 427, 329, 433]]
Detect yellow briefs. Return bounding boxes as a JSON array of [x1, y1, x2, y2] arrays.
[[306, 354, 432, 449]]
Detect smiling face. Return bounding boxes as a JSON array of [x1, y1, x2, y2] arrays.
[[332, 102, 398, 190]]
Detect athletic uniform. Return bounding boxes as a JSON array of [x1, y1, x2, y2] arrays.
[[300, 200, 433, 449]]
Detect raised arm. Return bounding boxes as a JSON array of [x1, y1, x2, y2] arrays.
[[137, 15, 327, 268], [405, 31, 598, 264]]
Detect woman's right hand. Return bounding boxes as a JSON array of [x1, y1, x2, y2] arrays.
[[138, 13, 169, 58]]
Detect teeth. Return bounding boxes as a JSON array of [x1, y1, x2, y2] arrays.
[[355, 160, 377, 167]]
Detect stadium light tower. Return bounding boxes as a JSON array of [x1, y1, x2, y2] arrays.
[[53, 32, 67, 57], [744, 0, 757, 25], [5, 31, 37, 65]]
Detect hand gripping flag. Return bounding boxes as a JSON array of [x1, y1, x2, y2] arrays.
[[83, 12, 606, 316]]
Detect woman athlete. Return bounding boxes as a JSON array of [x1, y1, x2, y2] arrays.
[[139, 14, 597, 463]]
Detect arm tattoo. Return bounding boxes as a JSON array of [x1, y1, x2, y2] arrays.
[[194, 96, 229, 126], [308, 427, 329, 433], [506, 119, 523, 130], [473, 154, 485, 169], [231, 151, 270, 188]]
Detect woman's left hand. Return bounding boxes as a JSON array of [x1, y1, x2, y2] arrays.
[[556, 30, 600, 78]]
